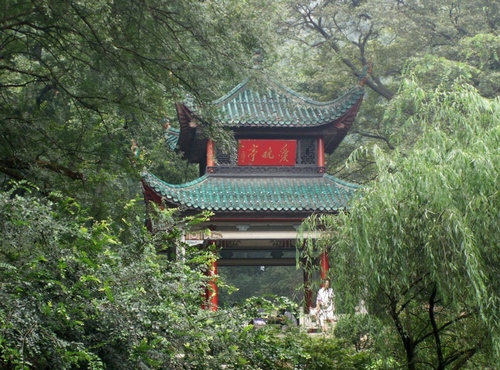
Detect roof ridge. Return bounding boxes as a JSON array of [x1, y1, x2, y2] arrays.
[[211, 78, 250, 105], [142, 172, 361, 213], [211, 76, 364, 108], [163, 126, 180, 150], [323, 173, 362, 189], [142, 171, 208, 189], [267, 79, 364, 108], [176, 75, 365, 129]]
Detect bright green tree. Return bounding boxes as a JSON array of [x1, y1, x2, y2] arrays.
[[269, 0, 500, 183], [276, 0, 499, 100], [300, 70, 500, 368], [0, 185, 323, 369]]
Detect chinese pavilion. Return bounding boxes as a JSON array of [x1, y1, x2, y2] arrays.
[[141, 70, 366, 311]]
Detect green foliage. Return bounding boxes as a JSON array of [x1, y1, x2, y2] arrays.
[[241, 295, 299, 321], [301, 69, 500, 368], [3, 186, 376, 369], [458, 34, 500, 98], [335, 314, 385, 352], [297, 336, 371, 370], [270, 0, 500, 183], [0, 0, 269, 221], [218, 265, 304, 307], [0, 188, 225, 368]]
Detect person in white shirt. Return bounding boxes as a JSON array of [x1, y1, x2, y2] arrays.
[[316, 278, 335, 332]]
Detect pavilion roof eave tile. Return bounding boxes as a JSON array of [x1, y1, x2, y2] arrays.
[[181, 78, 365, 129], [142, 171, 360, 213]]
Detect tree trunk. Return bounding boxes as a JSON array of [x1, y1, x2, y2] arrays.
[[389, 292, 417, 370]]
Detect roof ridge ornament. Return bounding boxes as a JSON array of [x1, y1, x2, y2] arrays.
[[359, 61, 373, 87]]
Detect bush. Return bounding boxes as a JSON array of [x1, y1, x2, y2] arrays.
[[297, 336, 371, 370]]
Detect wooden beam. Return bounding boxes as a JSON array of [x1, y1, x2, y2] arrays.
[[185, 230, 320, 241], [217, 258, 296, 266]]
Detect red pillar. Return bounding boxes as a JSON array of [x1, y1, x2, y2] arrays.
[[207, 139, 215, 167], [207, 259, 218, 311], [317, 137, 325, 168], [202, 239, 218, 311], [320, 252, 329, 280]]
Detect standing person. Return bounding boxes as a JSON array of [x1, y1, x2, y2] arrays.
[[316, 278, 335, 332]]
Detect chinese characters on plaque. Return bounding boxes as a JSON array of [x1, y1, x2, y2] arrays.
[[238, 140, 297, 166]]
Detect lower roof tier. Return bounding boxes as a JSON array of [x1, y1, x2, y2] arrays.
[[142, 172, 360, 214]]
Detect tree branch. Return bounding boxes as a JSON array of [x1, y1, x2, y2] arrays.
[[387, 289, 417, 370], [449, 347, 478, 370], [0, 157, 84, 181], [353, 130, 395, 149], [414, 305, 475, 347], [297, 4, 394, 100], [429, 285, 445, 370]]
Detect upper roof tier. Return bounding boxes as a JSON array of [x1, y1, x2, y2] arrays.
[[205, 78, 365, 128], [174, 77, 365, 163]]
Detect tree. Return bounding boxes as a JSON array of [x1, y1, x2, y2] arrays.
[[0, 0, 273, 219], [1, 184, 324, 369], [300, 70, 500, 368], [276, 0, 499, 100], [268, 0, 500, 183]]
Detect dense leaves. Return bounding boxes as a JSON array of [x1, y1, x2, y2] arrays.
[[301, 71, 500, 368], [270, 0, 500, 183], [0, 186, 201, 368], [0, 188, 292, 369], [0, 0, 270, 218]]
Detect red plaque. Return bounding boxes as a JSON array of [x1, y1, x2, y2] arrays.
[[238, 140, 297, 166]]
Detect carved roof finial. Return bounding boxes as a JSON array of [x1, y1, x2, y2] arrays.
[[161, 117, 171, 131], [131, 139, 140, 158], [359, 61, 373, 87]]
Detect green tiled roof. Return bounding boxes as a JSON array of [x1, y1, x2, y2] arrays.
[[173, 78, 365, 161], [204, 79, 365, 128], [164, 127, 180, 150], [142, 172, 359, 213]]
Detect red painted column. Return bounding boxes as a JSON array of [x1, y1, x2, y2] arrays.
[[317, 137, 325, 168], [207, 259, 218, 311], [207, 139, 215, 167], [202, 238, 219, 311], [320, 251, 329, 280]]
